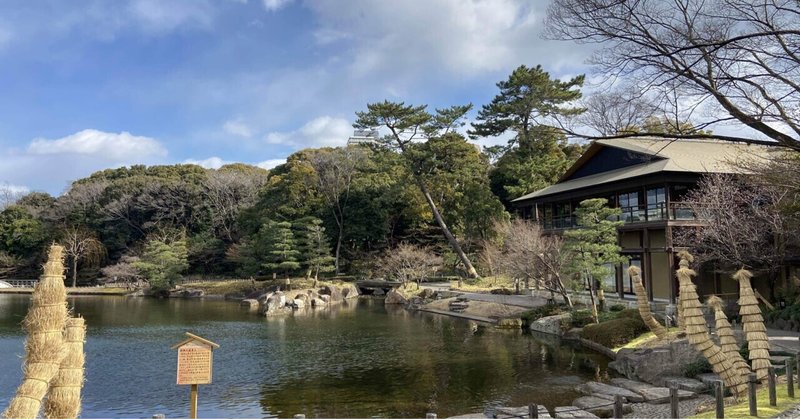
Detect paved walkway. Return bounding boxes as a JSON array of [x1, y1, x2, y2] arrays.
[[767, 328, 800, 354], [421, 282, 549, 309]]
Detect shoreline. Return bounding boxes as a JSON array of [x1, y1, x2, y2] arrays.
[[0, 287, 131, 296]]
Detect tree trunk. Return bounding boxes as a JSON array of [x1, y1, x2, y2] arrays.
[[335, 230, 343, 275], [587, 271, 598, 323], [416, 179, 479, 278], [71, 257, 78, 288]]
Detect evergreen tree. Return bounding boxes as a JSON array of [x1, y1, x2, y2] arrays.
[[261, 220, 301, 276], [563, 198, 626, 323], [296, 217, 335, 284], [134, 239, 189, 292]]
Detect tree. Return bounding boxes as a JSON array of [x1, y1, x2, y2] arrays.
[[261, 221, 301, 276], [492, 219, 573, 306], [297, 218, 335, 284], [674, 173, 797, 298], [100, 255, 142, 287], [378, 243, 443, 289], [60, 226, 106, 287], [201, 164, 269, 242], [354, 101, 481, 278], [134, 238, 189, 292], [469, 65, 586, 205], [563, 198, 626, 322], [546, 0, 800, 149], [307, 147, 366, 274]]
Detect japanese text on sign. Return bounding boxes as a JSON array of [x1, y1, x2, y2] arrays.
[[176, 342, 213, 385]]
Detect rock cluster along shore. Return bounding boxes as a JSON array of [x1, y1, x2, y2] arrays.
[[239, 283, 360, 316]]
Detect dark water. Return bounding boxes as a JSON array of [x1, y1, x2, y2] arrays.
[[0, 295, 612, 418]]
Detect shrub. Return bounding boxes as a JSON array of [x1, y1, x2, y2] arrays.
[[521, 304, 564, 324], [610, 303, 626, 312], [683, 358, 713, 378], [571, 310, 595, 328], [581, 317, 649, 348]]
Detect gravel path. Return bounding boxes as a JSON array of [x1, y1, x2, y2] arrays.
[[624, 395, 715, 418], [773, 402, 800, 418]]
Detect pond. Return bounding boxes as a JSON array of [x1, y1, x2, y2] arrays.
[[0, 294, 613, 417]]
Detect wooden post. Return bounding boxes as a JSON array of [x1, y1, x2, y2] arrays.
[[714, 381, 725, 419], [613, 395, 623, 419], [529, 403, 538, 419], [190, 384, 198, 419], [748, 373, 758, 417], [787, 359, 795, 398], [796, 351, 800, 389], [768, 366, 777, 406], [670, 383, 679, 419]]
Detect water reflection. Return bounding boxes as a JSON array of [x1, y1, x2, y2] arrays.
[[0, 295, 612, 417]]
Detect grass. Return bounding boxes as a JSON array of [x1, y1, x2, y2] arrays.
[[611, 327, 683, 352], [185, 277, 358, 296], [450, 275, 516, 293], [691, 378, 800, 418]]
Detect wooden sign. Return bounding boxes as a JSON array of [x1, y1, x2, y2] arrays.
[[172, 333, 219, 385], [172, 333, 220, 419]]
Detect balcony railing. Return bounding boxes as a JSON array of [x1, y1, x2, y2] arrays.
[[540, 202, 697, 230]]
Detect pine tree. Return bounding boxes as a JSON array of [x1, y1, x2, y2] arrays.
[[296, 217, 335, 285], [261, 221, 301, 276], [563, 198, 626, 323]]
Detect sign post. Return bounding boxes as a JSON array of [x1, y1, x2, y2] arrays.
[[171, 332, 220, 419]]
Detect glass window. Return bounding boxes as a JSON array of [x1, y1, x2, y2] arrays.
[[619, 191, 641, 222], [646, 187, 666, 221], [601, 262, 617, 293], [622, 256, 641, 294]]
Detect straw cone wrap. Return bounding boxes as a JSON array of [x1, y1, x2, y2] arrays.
[[3, 245, 69, 419], [707, 295, 750, 379], [628, 265, 667, 339], [44, 316, 85, 419], [733, 269, 770, 381], [677, 253, 746, 397]]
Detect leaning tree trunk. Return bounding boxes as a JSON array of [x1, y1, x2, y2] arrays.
[[71, 256, 78, 288], [733, 269, 771, 382], [677, 251, 746, 397], [707, 295, 751, 380], [4, 245, 69, 419], [629, 265, 667, 339], [416, 179, 479, 278]]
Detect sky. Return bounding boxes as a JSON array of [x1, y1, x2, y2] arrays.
[[0, 0, 593, 196]]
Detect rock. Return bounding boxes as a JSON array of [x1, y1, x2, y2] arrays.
[[554, 406, 600, 418], [256, 292, 274, 305], [657, 376, 707, 393], [293, 293, 309, 303], [385, 289, 408, 305], [292, 299, 306, 309], [609, 338, 703, 385], [225, 292, 246, 301], [340, 283, 360, 299], [320, 285, 343, 302], [492, 405, 552, 419], [372, 288, 386, 296], [311, 298, 327, 307], [576, 381, 644, 403], [261, 293, 287, 315], [246, 284, 279, 300], [496, 318, 523, 329], [320, 294, 331, 303], [530, 313, 572, 336], [572, 396, 631, 417], [240, 299, 259, 309], [169, 288, 204, 298], [695, 373, 722, 388], [418, 288, 436, 299]]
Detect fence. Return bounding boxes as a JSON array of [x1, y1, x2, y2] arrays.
[[2, 279, 38, 288]]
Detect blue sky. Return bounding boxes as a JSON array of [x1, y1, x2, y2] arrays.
[[0, 0, 592, 195]]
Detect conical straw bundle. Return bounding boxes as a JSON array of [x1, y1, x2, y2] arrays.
[[4, 245, 69, 419], [707, 295, 750, 379], [44, 316, 85, 419], [629, 265, 667, 339], [733, 269, 770, 381], [677, 252, 746, 397]]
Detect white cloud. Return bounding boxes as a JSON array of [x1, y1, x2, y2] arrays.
[[128, 0, 215, 34], [256, 159, 285, 170], [183, 157, 231, 169], [262, 0, 293, 12], [223, 118, 254, 138], [264, 116, 352, 148], [306, 1, 590, 77], [28, 129, 167, 160]]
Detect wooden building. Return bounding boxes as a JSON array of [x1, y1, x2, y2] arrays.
[[512, 137, 776, 303]]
